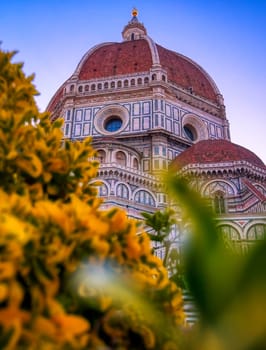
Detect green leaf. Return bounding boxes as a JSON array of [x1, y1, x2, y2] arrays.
[[165, 173, 243, 323]]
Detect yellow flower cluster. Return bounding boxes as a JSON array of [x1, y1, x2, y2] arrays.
[[0, 49, 184, 349], [0, 51, 98, 203]]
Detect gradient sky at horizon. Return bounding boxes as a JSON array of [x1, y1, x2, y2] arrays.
[[1, 0, 266, 163]]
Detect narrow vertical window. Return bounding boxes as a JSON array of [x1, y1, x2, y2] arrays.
[[116, 151, 126, 167], [214, 192, 225, 214], [65, 124, 69, 136]]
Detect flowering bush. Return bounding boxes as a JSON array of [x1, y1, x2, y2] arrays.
[[0, 49, 184, 349]]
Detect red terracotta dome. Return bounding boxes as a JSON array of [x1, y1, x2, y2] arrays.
[[78, 40, 152, 80], [75, 40, 219, 103], [171, 139, 266, 170], [46, 11, 223, 114]]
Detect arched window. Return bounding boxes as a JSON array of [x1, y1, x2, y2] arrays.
[[213, 191, 226, 214], [78, 85, 83, 93], [133, 158, 139, 170], [70, 84, 74, 92], [97, 150, 106, 163], [104, 82, 108, 89], [91, 84, 96, 91], [134, 190, 155, 207], [116, 151, 126, 167], [117, 81, 122, 88], [99, 183, 108, 197], [218, 225, 240, 241], [162, 75, 166, 82], [85, 85, 89, 91], [111, 81, 115, 88], [144, 77, 149, 84], [117, 183, 129, 199], [124, 80, 129, 87], [97, 83, 102, 90], [217, 225, 241, 252], [152, 74, 157, 81], [130, 79, 135, 86], [247, 224, 266, 241], [137, 78, 142, 85]]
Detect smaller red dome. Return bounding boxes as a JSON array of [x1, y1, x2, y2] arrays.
[[171, 139, 265, 170]]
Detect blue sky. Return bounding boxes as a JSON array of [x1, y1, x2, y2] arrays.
[[1, 0, 266, 163]]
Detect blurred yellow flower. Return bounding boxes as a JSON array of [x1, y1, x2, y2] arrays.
[[0, 283, 8, 303], [0, 49, 185, 349], [0, 261, 16, 280], [109, 209, 128, 232], [52, 314, 90, 336]]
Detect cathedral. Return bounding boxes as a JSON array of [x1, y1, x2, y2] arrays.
[[47, 9, 266, 322]]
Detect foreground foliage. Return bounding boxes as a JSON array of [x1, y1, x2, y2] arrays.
[[0, 49, 184, 349], [1, 48, 265, 350], [166, 173, 266, 350], [144, 173, 266, 349], [142, 209, 187, 289]]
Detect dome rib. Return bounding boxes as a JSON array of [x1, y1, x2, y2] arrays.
[[156, 44, 220, 103], [144, 36, 160, 66]]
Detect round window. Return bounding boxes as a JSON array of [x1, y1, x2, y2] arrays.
[[104, 116, 122, 132], [184, 125, 197, 141], [94, 105, 129, 135]]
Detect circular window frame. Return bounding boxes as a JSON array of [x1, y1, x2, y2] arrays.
[[182, 113, 208, 142], [94, 105, 129, 135]]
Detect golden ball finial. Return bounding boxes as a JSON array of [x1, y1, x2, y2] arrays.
[[132, 7, 138, 17]]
